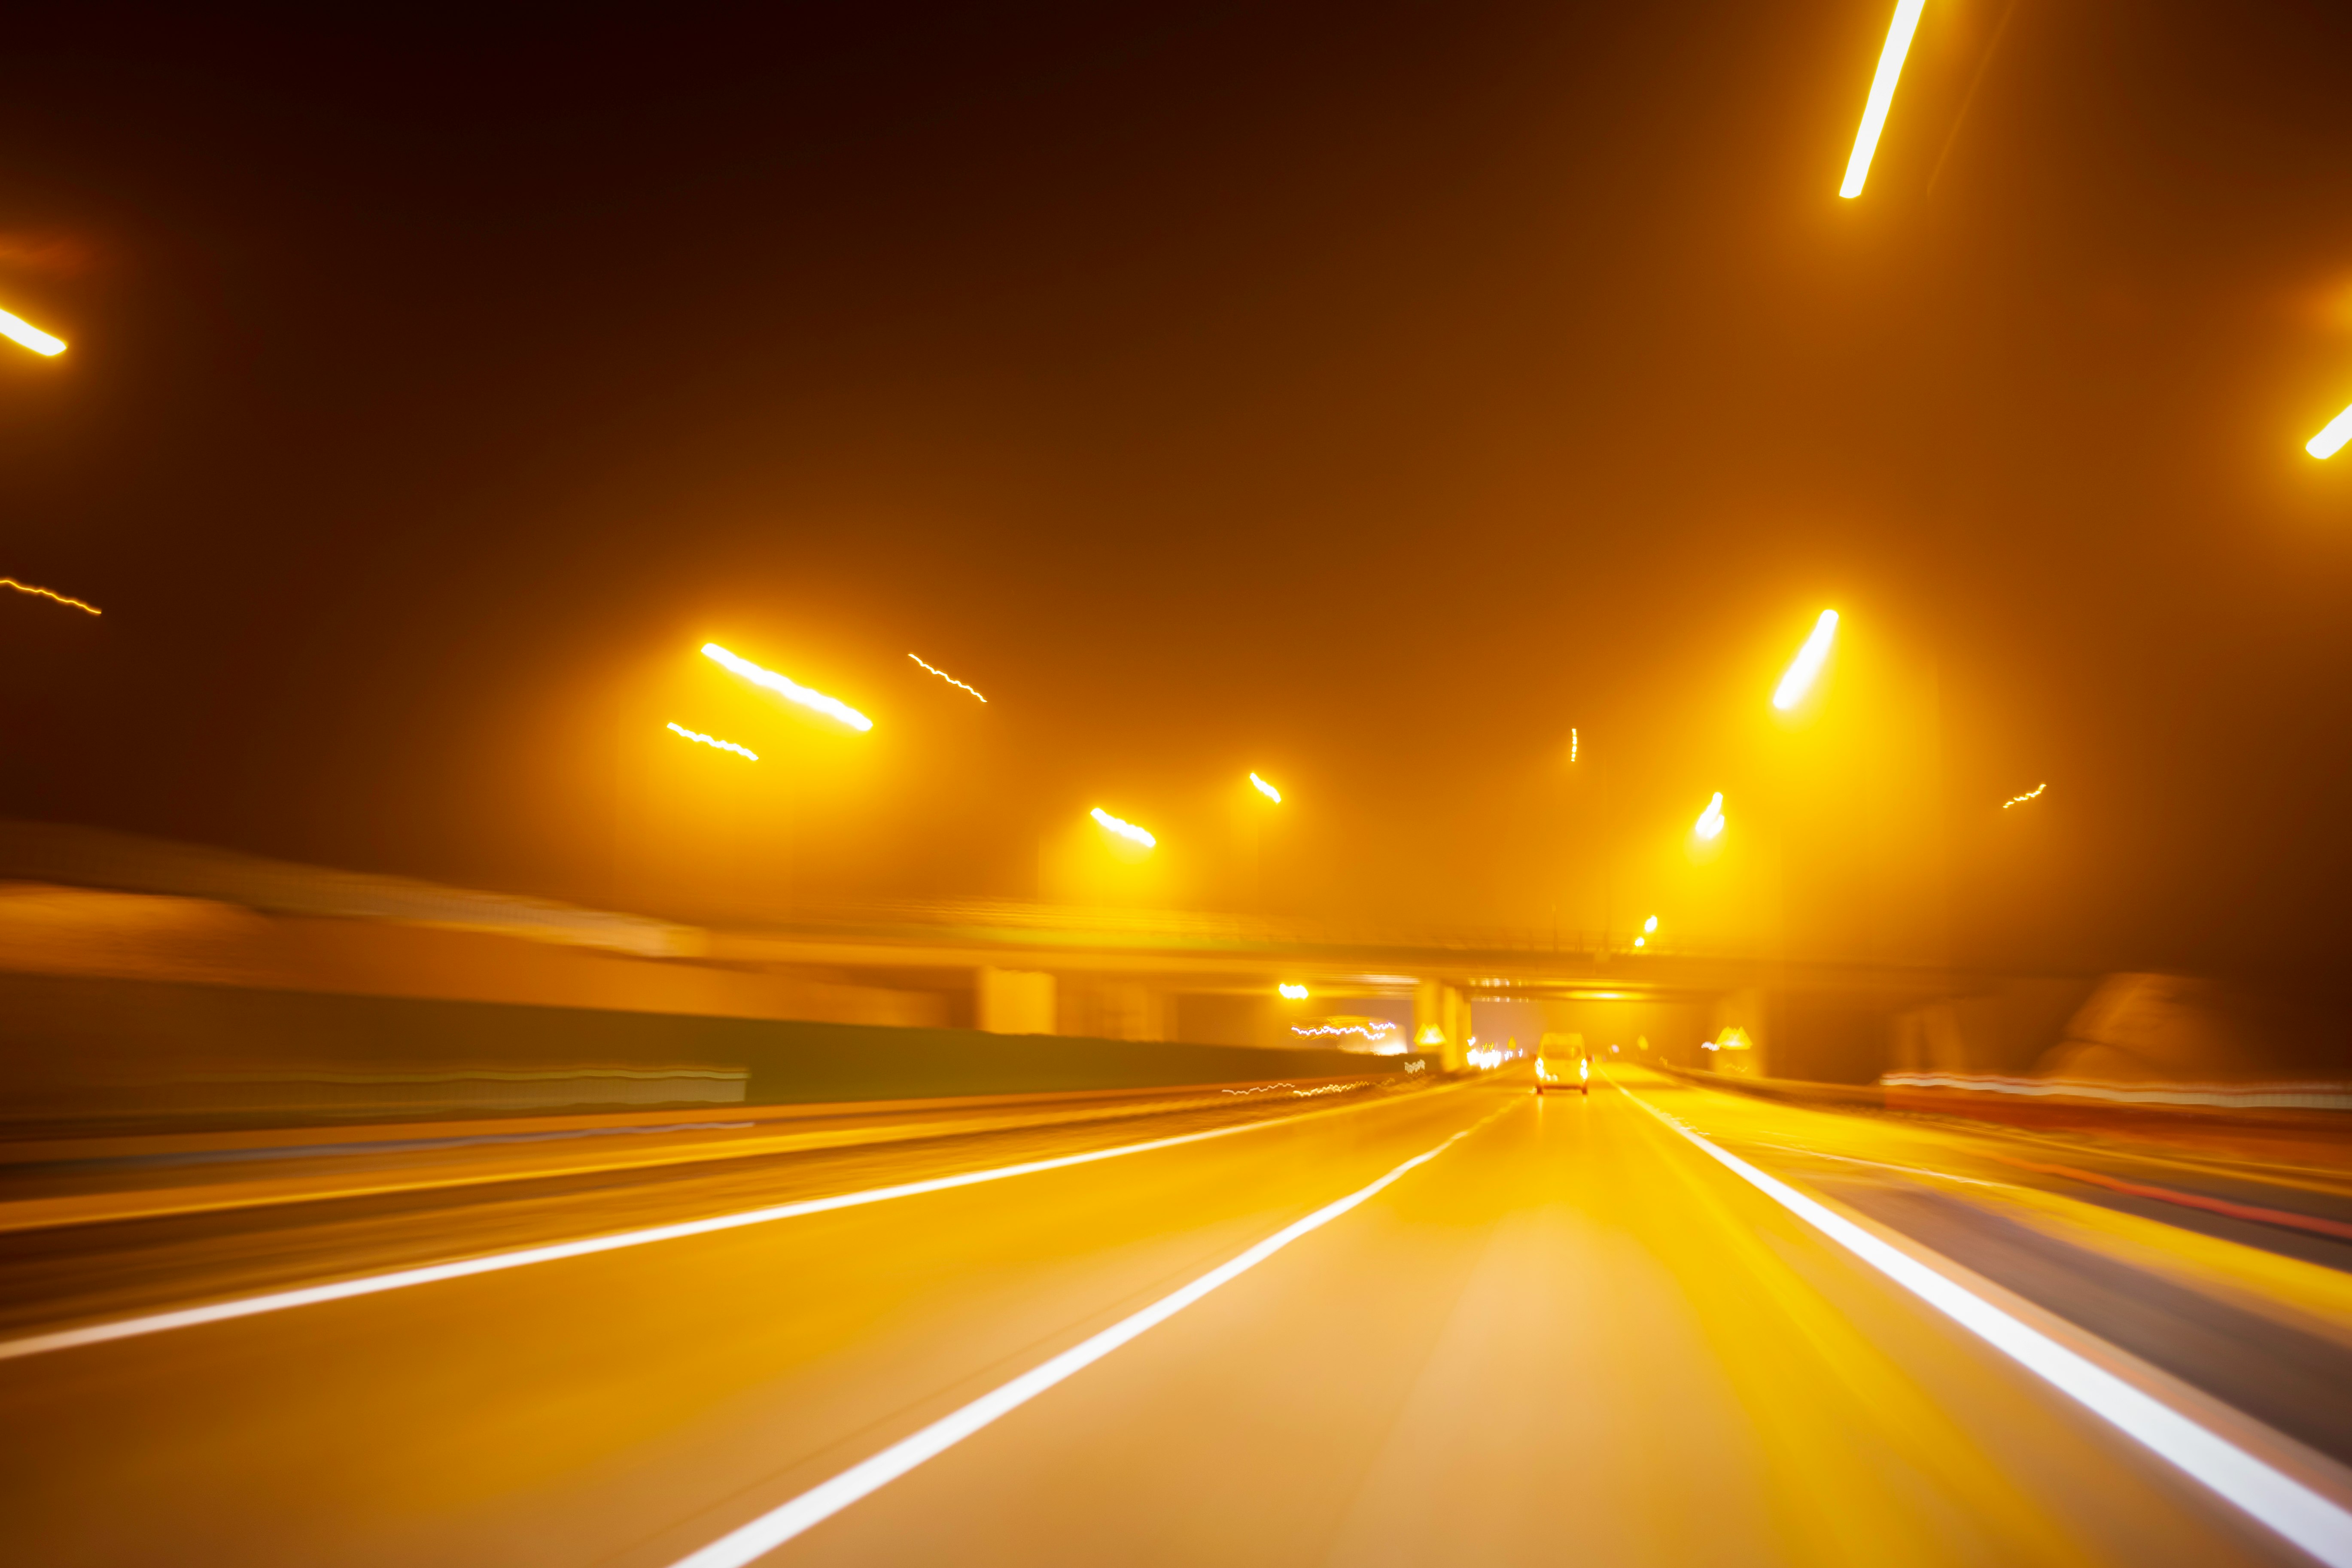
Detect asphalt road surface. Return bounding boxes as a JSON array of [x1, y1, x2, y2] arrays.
[[4, 1065, 2350, 1566]]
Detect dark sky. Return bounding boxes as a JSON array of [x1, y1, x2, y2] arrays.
[[2, 0, 2351, 980]]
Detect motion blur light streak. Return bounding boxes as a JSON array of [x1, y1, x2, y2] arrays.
[[1090, 807, 1156, 848], [1277, 983, 1309, 999], [2309, 402, 2352, 460], [0, 578, 100, 615], [662, 1119, 1499, 1568], [1249, 772, 1281, 803], [701, 643, 872, 732], [1772, 609, 1839, 709], [1840, 0, 1928, 199], [907, 652, 986, 702], [1570, 728, 1578, 762], [0, 306, 66, 356], [1643, 915, 1658, 933], [1694, 792, 1726, 840], [2002, 782, 2047, 808], [1290, 1021, 1395, 1041], [1612, 1078, 2352, 1568], [665, 723, 757, 762], [0, 1091, 1453, 1364]]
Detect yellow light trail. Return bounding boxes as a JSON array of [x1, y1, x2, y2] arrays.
[[1090, 807, 1156, 849], [1249, 772, 1281, 804], [2002, 782, 2046, 809], [702, 643, 872, 732], [1841, 0, 1927, 198], [1290, 1020, 1396, 1042], [0, 307, 65, 357], [907, 652, 987, 702], [1773, 609, 1839, 710], [1694, 792, 1726, 840], [2309, 401, 2352, 460], [666, 722, 758, 761], [1643, 915, 1658, 933], [0, 578, 100, 615], [1570, 728, 1578, 762], [1278, 982, 1309, 1000]]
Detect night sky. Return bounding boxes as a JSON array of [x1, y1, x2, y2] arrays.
[[3, 0, 2351, 983]]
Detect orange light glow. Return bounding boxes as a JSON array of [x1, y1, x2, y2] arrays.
[[1694, 792, 1726, 840], [1570, 728, 1579, 763], [2308, 402, 2352, 460], [1840, 0, 1926, 199], [1250, 772, 1282, 803], [0, 578, 100, 615], [0, 307, 66, 357], [1090, 807, 1156, 849], [702, 643, 872, 731], [1774, 610, 1839, 710], [2002, 782, 2046, 809], [666, 722, 758, 761], [1278, 982, 1310, 1000], [907, 652, 987, 703]]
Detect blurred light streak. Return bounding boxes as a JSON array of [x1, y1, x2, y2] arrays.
[[1570, 728, 1579, 762], [0, 577, 100, 615], [1278, 982, 1310, 999], [1091, 807, 1156, 848], [665, 722, 757, 762], [1643, 915, 1658, 933], [1613, 1077, 2352, 1568], [702, 643, 872, 731], [661, 1117, 1499, 1568], [1250, 772, 1282, 803], [1773, 609, 1840, 709], [1291, 1020, 1395, 1042], [1694, 792, 1726, 840], [907, 652, 987, 702], [2310, 402, 2352, 460], [1840, 0, 1927, 199], [1633, 937, 1646, 948], [0, 1090, 1443, 1364], [0, 306, 65, 356], [2002, 782, 2046, 809]]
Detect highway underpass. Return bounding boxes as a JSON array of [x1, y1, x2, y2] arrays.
[[4, 1065, 2349, 1566]]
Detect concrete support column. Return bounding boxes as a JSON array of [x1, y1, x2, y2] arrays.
[[976, 967, 1057, 1035], [1413, 978, 1469, 1072]]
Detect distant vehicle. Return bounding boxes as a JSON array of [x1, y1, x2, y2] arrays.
[[1534, 1045, 1588, 1096]]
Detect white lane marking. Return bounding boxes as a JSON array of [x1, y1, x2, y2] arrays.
[[1613, 1075, 2352, 1568], [0, 1085, 1455, 1364], [662, 1106, 1507, 1568]]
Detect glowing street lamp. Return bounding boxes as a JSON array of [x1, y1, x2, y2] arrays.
[[2309, 401, 2352, 460], [1773, 610, 1839, 711], [1693, 793, 1726, 841], [1840, 0, 1927, 199], [1249, 772, 1282, 804], [1091, 807, 1156, 849], [0, 307, 66, 357], [702, 642, 872, 732]]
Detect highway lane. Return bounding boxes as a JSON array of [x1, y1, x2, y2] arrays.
[[1, 1066, 2346, 1565]]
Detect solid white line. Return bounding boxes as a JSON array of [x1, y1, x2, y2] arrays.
[[1613, 1076, 2352, 1568], [0, 1086, 1446, 1364], [662, 1114, 1497, 1568]]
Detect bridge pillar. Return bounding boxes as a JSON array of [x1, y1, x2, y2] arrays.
[[1413, 979, 1469, 1072], [976, 966, 1057, 1035]]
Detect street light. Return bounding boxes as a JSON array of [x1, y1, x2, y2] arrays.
[[2309, 401, 2352, 460], [1841, 0, 1928, 199], [0, 307, 65, 357], [702, 643, 872, 732], [1091, 807, 1156, 849], [1773, 611, 1840, 711]]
